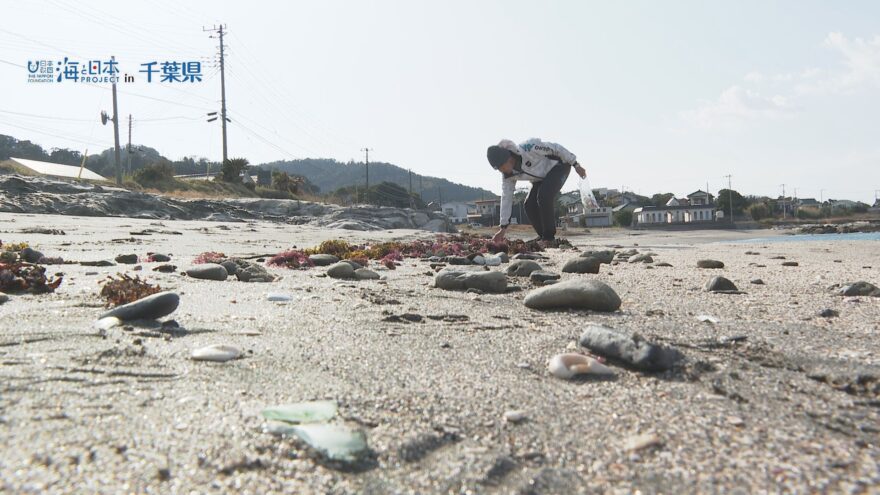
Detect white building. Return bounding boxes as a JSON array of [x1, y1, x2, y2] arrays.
[[633, 204, 716, 225], [441, 201, 474, 224]]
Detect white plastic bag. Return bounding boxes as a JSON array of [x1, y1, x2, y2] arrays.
[[579, 177, 599, 210]]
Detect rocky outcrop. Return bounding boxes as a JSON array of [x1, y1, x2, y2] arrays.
[[0, 175, 452, 231]]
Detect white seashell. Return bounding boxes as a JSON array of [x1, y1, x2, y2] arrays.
[[503, 410, 527, 423], [548, 353, 614, 379], [95, 316, 122, 331], [191, 344, 242, 362], [696, 315, 718, 324]]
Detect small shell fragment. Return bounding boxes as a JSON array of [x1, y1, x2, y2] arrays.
[[191, 344, 242, 362], [548, 353, 615, 379]]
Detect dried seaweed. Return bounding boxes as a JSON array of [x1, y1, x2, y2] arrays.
[[268, 233, 570, 270], [266, 250, 313, 269], [193, 251, 226, 264], [0, 262, 62, 294], [100, 274, 162, 307]]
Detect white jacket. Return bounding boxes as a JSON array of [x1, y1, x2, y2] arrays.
[[497, 138, 577, 226]]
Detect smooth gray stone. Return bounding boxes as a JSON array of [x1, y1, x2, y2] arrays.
[[186, 264, 228, 281], [445, 256, 472, 265], [578, 324, 683, 372], [562, 257, 601, 274], [99, 291, 179, 321], [750, 279, 765, 285], [523, 279, 621, 312], [115, 254, 138, 264], [507, 260, 542, 277], [236, 264, 274, 282], [327, 262, 356, 279], [498, 252, 510, 263], [697, 259, 724, 269], [579, 250, 614, 264], [308, 254, 339, 266], [149, 254, 171, 262], [530, 270, 561, 285], [80, 260, 116, 267], [628, 254, 653, 264], [839, 281, 880, 297], [220, 260, 239, 275], [654, 262, 673, 267], [355, 268, 380, 280], [341, 260, 363, 270], [0, 292, 8, 304], [21, 247, 44, 263], [705, 276, 738, 292], [434, 270, 507, 293]]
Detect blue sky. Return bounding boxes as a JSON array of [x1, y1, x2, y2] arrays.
[[1, 0, 878, 203]]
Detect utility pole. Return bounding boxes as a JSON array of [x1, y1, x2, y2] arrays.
[[723, 174, 732, 223], [126, 114, 132, 177], [204, 24, 229, 163], [820, 189, 825, 204], [408, 169, 413, 209], [780, 184, 786, 220], [110, 55, 122, 185], [361, 147, 372, 203]]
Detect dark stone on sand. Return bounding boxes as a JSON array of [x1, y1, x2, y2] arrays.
[[507, 260, 542, 277], [308, 254, 339, 266], [750, 279, 764, 285], [327, 262, 356, 279], [529, 270, 561, 285], [434, 270, 507, 293], [80, 260, 116, 267], [628, 254, 653, 264], [839, 282, 880, 297], [578, 250, 614, 264], [705, 276, 739, 293], [513, 253, 543, 261], [523, 279, 621, 312], [818, 308, 839, 318], [100, 291, 179, 321], [236, 263, 275, 282], [153, 264, 177, 273], [655, 262, 673, 267], [20, 247, 44, 264], [578, 324, 683, 372], [115, 254, 138, 264], [446, 256, 473, 265], [498, 252, 510, 263], [149, 254, 171, 262], [185, 264, 228, 281], [782, 261, 799, 267], [220, 260, 239, 275], [562, 257, 601, 274], [697, 259, 724, 269]]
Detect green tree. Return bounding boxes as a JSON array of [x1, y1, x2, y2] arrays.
[[651, 193, 675, 207], [716, 189, 749, 217], [613, 209, 633, 227], [219, 157, 249, 183], [748, 203, 769, 221]]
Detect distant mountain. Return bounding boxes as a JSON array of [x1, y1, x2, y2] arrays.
[[259, 158, 496, 203]]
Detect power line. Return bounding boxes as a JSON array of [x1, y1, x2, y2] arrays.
[[0, 109, 94, 122]]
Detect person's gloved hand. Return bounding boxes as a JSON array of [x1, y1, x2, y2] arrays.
[[574, 163, 587, 178]]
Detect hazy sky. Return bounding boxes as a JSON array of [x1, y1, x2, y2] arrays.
[[1, 0, 878, 203]]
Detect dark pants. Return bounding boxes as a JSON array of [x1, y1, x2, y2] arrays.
[[524, 163, 571, 240]]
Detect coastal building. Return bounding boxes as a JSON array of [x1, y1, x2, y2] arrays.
[[468, 198, 501, 226], [633, 202, 717, 226], [441, 201, 475, 224]]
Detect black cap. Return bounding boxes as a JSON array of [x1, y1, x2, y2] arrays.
[[487, 145, 511, 169]]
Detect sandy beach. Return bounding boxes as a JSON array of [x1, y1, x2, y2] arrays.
[[1, 212, 878, 494]]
